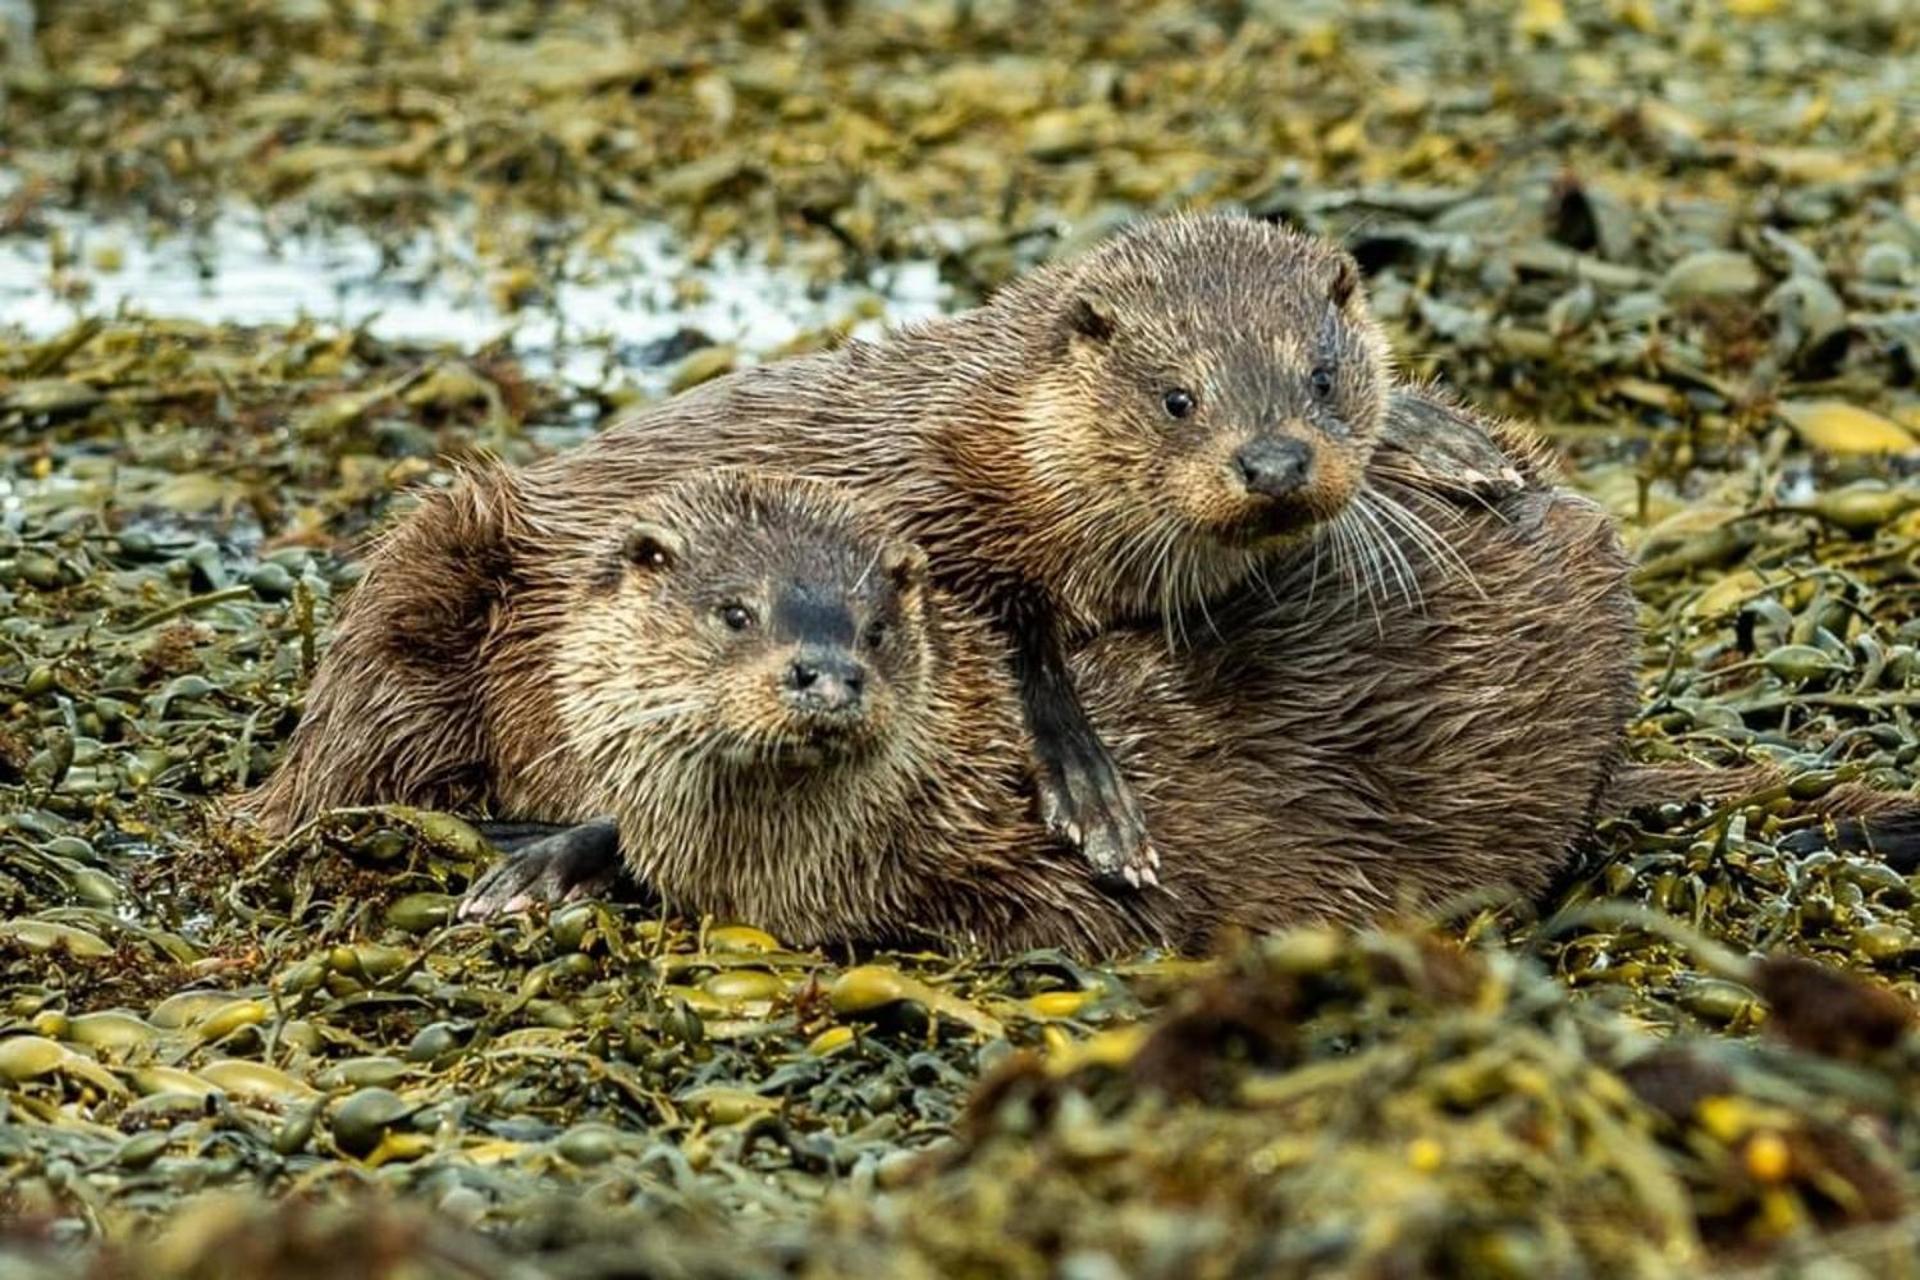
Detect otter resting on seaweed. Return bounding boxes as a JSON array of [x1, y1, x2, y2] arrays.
[[490, 211, 1524, 889], [246, 398, 1649, 953]]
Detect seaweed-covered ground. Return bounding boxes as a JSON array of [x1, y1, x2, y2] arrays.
[[4, 1, 1920, 1276]]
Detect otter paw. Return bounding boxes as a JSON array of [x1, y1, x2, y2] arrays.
[[458, 818, 626, 921], [1377, 391, 1527, 504], [1036, 750, 1160, 891]]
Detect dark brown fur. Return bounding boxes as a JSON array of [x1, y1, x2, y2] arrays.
[[240, 466, 529, 825], [244, 407, 1647, 955], [260, 212, 1413, 887], [522, 212, 1388, 628], [525, 213, 1403, 880]]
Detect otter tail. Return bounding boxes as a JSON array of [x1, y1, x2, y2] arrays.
[[1602, 760, 1920, 872]]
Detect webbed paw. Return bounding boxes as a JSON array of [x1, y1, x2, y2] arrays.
[[459, 818, 625, 920], [1376, 389, 1528, 504], [1035, 740, 1160, 891]]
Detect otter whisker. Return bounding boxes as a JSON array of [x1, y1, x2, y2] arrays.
[[1365, 492, 1455, 582], [1112, 518, 1174, 625], [1271, 525, 1330, 614], [1182, 546, 1208, 648], [1349, 506, 1399, 624], [1365, 470, 1473, 528], [1143, 525, 1183, 633], [1249, 560, 1286, 616], [1159, 540, 1190, 652], [1320, 514, 1351, 606], [1331, 510, 1387, 638], [1368, 505, 1426, 618], [1367, 487, 1486, 599], [1191, 552, 1225, 644], [1345, 518, 1382, 634], [1154, 537, 1177, 655], [1166, 533, 1194, 653], [1318, 515, 1349, 616], [1147, 525, 1186, 654], [1351, 492, 1425, 614], [851, 543, 885, 591], [1373, 464, 1513, 525]]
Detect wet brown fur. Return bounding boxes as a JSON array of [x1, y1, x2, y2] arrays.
[[244, 404, 1651, 955], [523, 211, 1389, 634], [240, 462, 532, 825], [249, 210, 1400, 880]]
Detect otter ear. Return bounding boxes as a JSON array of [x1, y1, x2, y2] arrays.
[[1328, 254, 1363, 311], [881, 542, 928, 595], [1065, 292, 1117, 343], [621, 521, 686, 571]]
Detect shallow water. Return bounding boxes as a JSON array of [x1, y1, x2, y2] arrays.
[[0, 188, 951, 391], [0, 179, 952, 530]]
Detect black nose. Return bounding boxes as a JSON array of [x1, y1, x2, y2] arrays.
[[1234, 438, 1313, 499], [785, 651, 866, 712]]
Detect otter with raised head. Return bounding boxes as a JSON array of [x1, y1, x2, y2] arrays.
[[504, 212, 1520, 888], [248, 404, 1647, 952]]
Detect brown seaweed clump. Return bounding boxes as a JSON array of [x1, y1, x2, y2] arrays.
[[6, 929, 1920, 1280], [906, 931, 1920, 1278]]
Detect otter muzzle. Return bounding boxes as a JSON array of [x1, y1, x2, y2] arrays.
[[1234, 436, 1314, 499], [782, 648, 867, 715]]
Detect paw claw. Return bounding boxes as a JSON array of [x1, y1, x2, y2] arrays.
[[1036, 758, 1157, 888]]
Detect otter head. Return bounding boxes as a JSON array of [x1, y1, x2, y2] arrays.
[[557, 472, 936, 782], [1029, 213, 1390, 618]]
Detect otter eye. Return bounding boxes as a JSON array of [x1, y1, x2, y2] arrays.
[[718, 603, 756, 632], [1162, 387, 1196, 419], [1309, 366, 1336, 401], [864, 620, 889, 649]]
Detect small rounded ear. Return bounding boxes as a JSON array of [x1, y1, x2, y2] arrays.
[[621, 520, 687, 571], [1066, 292, 1117, 343], [881, 542, 929, 594], [1328, 253, 1363, 310]]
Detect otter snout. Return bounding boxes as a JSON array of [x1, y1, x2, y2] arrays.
[[783, 648, 867, 715], [1234, 437, 1313, 499]]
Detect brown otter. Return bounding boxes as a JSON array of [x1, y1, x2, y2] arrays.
[[504, 212, 1521, 888], [247, 404, 1641, 953], [248, 465, 1154, 948]]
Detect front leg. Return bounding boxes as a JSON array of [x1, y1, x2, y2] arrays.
[[458, 818, 632, 920], [1004, 585, 1158, 891]]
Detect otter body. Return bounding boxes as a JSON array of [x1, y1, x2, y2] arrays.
[[247, 408, 1641, 955], [252, 467, 1161, 949], [506, 213, 1424, 884], [251, 212, 1465, 889]]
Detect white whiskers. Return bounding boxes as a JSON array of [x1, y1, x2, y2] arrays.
[[1364, 486, 1485, 600]]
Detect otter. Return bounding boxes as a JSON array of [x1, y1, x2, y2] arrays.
[[247, 402, 1645, 953], [248, 466, 1160, 949], [503, 212, 1522, 888]]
